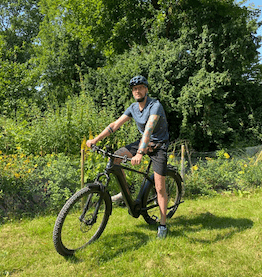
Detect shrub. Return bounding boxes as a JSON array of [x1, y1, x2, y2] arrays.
[[184, 150, 262, 197], [0, 93, 139, 156], [0, 151, 80, 221]]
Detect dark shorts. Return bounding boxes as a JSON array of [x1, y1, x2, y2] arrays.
[[125, 140, 168, 176]]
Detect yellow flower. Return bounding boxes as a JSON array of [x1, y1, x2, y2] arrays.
[[15, 173, 20, 178], [144, 160, 149, 164], [28, 169, 31, 173], [205, 157, 212, 161], [244, 164, 247, 168], [0, 150, 2, 155], [224, 153, 230, 159], [169, 154, 175, 159], [238, 171, 244, 174], [89, 128, 94, 140], [192, 165, 198, 171], [34, 164, 38, 168]]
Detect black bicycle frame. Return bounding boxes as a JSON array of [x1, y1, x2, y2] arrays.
[[99, 159, 155, 218]]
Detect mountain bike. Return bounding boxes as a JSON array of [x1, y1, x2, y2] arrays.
[[53, 145, 183, 256]]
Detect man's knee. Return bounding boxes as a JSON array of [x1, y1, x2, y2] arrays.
[[114, 147, 132, 164], [114, 147, 129, 156]]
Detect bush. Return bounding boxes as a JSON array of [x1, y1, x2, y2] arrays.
[[0, 93, 139, 156], [184, 150, 262, 197], [0, 151, 80, 221]]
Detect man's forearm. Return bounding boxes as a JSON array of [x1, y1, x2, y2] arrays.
[[139, 115, 160, 152]]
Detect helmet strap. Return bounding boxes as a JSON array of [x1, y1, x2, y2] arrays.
[[136, 93, 148, 103]]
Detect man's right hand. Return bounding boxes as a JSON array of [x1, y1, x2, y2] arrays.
[[86, 139, 96, 148]]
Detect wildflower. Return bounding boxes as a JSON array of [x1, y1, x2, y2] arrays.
[[169, 154, 175, 159], [15, 173, 20, 178], [238, 171, 244, 174], [224, 153, 230, 159], [205, 157, 212, 161], [81, 137, 87, 150], [192, 165, 198, 171], [89, 128, 94, 140], [0, 150, 2, 155], [144, 160, 149, 164]]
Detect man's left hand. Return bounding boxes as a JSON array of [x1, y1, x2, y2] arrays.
[[131, 153, 143, 165]]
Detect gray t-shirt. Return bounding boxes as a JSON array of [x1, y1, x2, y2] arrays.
[[124, 97, 169, 142]]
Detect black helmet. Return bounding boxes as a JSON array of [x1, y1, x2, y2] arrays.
[[129, 75, 148, 88]]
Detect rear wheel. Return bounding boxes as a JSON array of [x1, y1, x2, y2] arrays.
[[142, 167, 183, 225], [53, 185, 112, 256]]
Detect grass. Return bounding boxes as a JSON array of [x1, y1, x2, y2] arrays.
[[0, 190, 262, 277]]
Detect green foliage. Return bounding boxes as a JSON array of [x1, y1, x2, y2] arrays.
[[84, 38, 191, 138], [0, 0, 43, 117], [0, 93, 138, 155], [0, 151, 80, 220], [185, 151, 262, 197], [1, 0, 262, 150]]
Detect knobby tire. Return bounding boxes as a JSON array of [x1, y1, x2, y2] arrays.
[[53, 184, 112, 256]]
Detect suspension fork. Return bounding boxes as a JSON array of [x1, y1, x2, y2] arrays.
[[79, 193, 100, 225]]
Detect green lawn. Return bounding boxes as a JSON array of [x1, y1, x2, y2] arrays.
[[1, 191, 261, 277]]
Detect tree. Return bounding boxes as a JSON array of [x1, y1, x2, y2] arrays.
[[0, 0, 43, 116], [83, 0, 262, 150]]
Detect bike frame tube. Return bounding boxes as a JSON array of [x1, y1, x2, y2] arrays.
[[107, 162, 154, 218]]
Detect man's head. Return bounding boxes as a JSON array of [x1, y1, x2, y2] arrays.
[[129, 75, 148, 88], [129, 76, 148, 103]]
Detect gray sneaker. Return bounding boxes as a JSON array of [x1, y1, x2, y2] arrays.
[[157, 225, 168, 239], [111, 192, 123, 202]]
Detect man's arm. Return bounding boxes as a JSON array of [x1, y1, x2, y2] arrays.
[[131, 114, 160, 165], [86, 114, 131, 148]]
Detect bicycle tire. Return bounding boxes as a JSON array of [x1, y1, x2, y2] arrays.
[[53, 184, 112, 256], [142, 167, 183, 225]]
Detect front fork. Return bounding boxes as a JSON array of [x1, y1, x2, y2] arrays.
[[79, 192, 103, 225]]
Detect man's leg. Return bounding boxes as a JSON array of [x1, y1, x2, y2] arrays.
[[111, 147, 133, 202], [154, 172, 167, 225], [114, 147, 133, 165]]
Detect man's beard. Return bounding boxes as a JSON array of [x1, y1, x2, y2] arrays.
[[136, 94, 147, 102], [136, 96, 146, 102]]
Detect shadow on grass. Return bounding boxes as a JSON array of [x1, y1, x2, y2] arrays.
[[63, 231, 149, 263], [64, 213, 253, 262], [92, 231, 149, 262], [141, 212, 254, 243]]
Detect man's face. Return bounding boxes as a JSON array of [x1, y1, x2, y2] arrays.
[[132, 84, 148, 102]]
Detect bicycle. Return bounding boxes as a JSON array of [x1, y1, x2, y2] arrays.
[[53, 145, 183, 256]]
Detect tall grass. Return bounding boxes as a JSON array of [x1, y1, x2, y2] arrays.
[[1, 190, 261, 277]]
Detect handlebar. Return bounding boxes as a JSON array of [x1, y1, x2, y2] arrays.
[[91, 145, 132, 163]]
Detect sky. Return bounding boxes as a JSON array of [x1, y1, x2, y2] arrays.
[[237, 0, 262, 61]]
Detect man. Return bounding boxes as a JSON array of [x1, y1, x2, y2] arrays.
[[86, 75, 169, 238]]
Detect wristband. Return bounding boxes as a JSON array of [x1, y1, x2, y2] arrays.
[[137, 149, 145, 155], [107, 126, 113, 134]]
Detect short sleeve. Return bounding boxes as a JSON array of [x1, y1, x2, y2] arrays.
[[124, 106, 133, 118]]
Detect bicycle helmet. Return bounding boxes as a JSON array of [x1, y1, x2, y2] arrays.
[[129, 75, 148, 88]]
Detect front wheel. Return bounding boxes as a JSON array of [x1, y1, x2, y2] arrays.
[[53, 184, 112, 256], [142, 167, 183, 225]]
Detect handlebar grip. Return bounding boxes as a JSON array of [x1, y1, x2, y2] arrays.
[[91, 145, 132, 162]]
